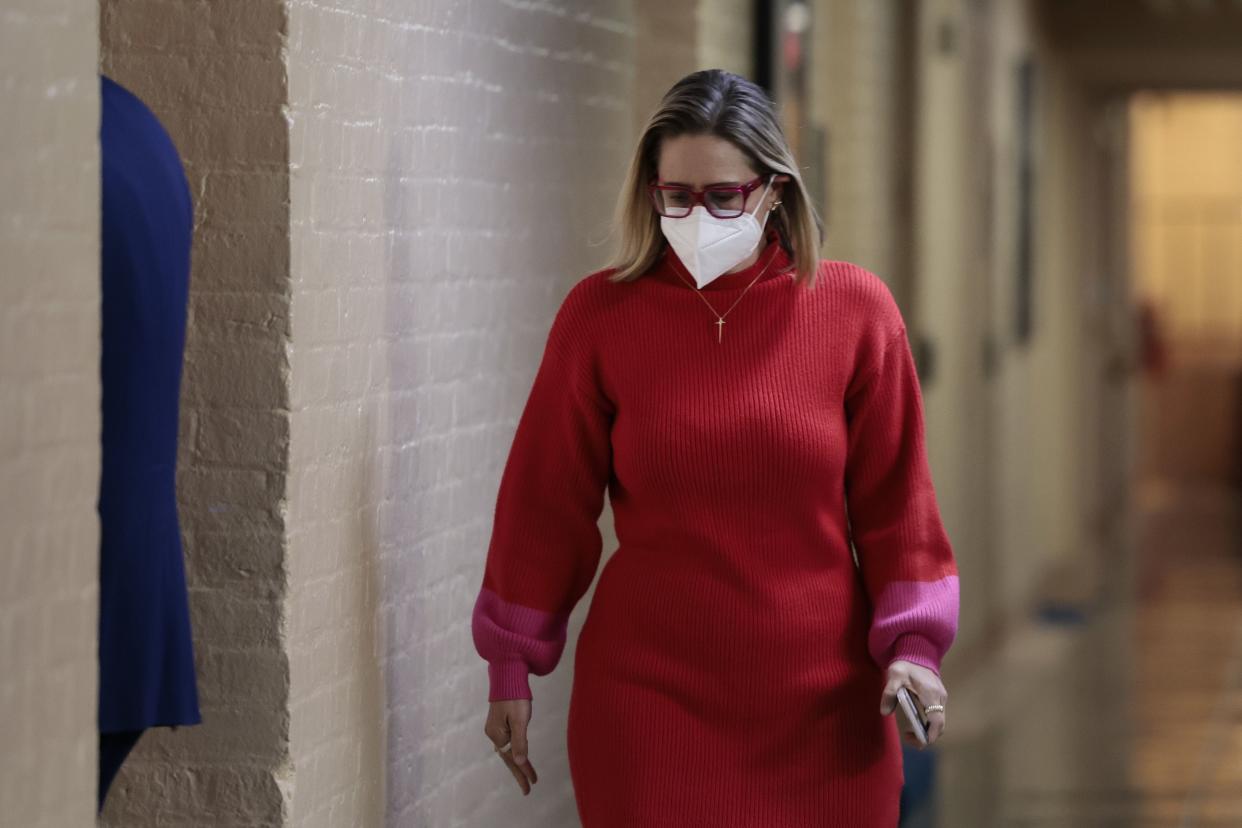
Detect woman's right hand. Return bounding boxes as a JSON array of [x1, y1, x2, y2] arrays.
[[484, 699, 538, 795]]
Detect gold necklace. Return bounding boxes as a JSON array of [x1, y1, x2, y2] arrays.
[[669, 252, 778, 344]]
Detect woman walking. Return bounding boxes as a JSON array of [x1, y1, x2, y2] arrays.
[[471, 68, 959, 827]]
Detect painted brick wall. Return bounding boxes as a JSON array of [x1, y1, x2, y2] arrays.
[[98, 2, 293, 825], [632, 0, 698, 135], [629, 0, 753, 153], [282, 2, 636, 825], [698, 0, 754, 78], [0, 2, 100, 825], [814, 0, 901, 280]]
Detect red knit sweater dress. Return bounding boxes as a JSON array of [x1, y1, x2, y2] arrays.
[[472, 225, 960, 827]]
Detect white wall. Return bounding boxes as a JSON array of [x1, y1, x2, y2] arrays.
[[282, 2, 637, 825]]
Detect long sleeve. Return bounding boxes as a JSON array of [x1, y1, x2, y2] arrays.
[[471, 278, 615, 701], [844, 321, 960, 676]]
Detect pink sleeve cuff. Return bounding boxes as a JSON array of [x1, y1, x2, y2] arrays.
[[472, 587, 570, 701], [868, 575, 959, 674], [887, 632, 945, 675], [487, 660, 533, 702]]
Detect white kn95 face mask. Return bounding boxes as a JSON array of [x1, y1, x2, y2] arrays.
[[660, 173, 775, 289]]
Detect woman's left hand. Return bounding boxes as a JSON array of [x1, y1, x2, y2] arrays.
[[880, 660, 947, 749]]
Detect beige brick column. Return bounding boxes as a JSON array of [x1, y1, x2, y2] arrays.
[[0, 2, 101, 826]]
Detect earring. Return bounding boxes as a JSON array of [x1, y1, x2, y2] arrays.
[[769, 200, 782, 212]]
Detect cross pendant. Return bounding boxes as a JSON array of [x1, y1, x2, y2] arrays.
[[715, 317, 725, 343]]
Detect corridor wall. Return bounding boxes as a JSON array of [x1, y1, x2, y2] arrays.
[[280, 2, 637, 824]]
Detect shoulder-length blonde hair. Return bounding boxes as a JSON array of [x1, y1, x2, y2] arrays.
[[604, 68, 825, 289]]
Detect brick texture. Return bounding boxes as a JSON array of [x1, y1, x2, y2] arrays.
[[815, 0, 902, 281], [282, 2, 636, 825], [698, 0, 754, 78], [0, 1, 101, 826]]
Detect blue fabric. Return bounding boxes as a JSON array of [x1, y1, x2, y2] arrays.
[[898, 743, 937, 825], [98, 75, 201, 734], [98, 729, 144, 814]]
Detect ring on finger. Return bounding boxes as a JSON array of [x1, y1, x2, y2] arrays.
[[923, 703, 945, 716], [495, 742, 513, 754]]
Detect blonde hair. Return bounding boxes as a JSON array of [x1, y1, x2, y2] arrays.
[[604, 68, 825, 289]]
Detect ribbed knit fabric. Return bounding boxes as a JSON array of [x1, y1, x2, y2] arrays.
[[471, 225, 960, 827]]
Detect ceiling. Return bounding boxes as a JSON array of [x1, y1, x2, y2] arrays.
[[1035, 0, 1242, 90]]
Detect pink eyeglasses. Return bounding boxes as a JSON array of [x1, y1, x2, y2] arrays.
[[648, 173, 772, 219]]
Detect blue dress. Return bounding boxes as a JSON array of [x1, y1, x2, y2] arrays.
[[98, 74, 201, 784]]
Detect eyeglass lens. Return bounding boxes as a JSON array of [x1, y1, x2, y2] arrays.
[[652, 187, 746, 218]]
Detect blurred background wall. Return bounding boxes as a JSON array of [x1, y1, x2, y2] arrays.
[[1132, 91, 1242, 488], [0, 3, 100, 826]]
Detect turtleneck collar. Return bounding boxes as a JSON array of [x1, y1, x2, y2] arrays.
[[651, 225, 794, 292]]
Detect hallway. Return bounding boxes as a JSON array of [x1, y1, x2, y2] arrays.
[[936, 478, 1242, 826], [8, 1, 1242, 824]]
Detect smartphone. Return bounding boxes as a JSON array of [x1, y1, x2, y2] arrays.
[[895, 686, 929, 747]]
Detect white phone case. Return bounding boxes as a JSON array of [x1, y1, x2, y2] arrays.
[[896, 686, 929, 746]]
